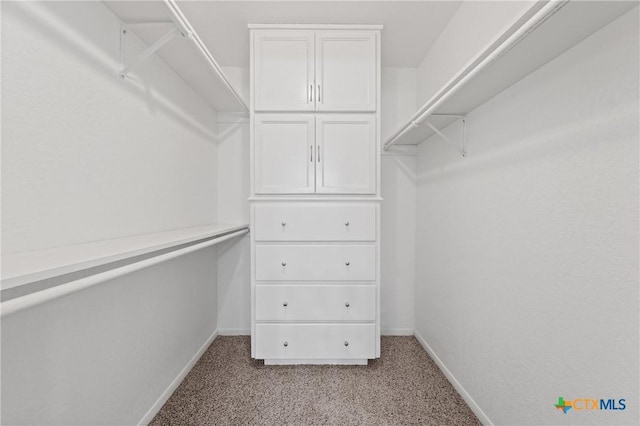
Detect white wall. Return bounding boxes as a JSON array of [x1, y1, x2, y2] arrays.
[[216, 111, 252, 334], [215, 68, 252, 334], [416, 1, 536, 106], [415, 9, 639, 426], [216, 114, 250, 224], [2, 0, 218, 255], [380, 67, 417, 335], [220, 66, 250, 113], [2, 249, 218, 425], [1, 2, 221, 424]]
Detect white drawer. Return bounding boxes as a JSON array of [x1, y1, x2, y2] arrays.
[[255, 244, 375, 281], [255, 323, 376, 360], [255, 285, 375, 321], [254, 203, 375, 241]]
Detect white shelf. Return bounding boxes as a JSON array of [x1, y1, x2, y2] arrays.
[[2, 223, 249, 291], [384, 0, 638, 149], [103, 0, 248, 113]]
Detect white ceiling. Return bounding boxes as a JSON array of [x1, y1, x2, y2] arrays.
[[105, 1, 463, 67]]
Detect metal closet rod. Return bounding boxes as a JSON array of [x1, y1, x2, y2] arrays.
[[0, 228, 249, 318], [383, 0, 568, 151], [163, 0, 249, 114]]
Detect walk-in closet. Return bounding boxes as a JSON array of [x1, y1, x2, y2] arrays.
[[2, 1, 638, 425]]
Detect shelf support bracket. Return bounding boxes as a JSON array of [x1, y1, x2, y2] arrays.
[[421, 115, 468, 157], [119, 23, 182, 79]]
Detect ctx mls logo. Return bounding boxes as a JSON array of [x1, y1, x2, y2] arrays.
[[554, 396, 626, 414]]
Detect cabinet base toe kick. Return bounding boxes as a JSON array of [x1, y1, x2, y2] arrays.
[[264, 358, 369, 365], [254, 323, 377, 361]]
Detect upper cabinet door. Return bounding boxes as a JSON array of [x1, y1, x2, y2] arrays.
[[253, 31, 315, 111], [316, 115, 376, 194], [315, 31, 377, 112], [254, 114, 316, 194]]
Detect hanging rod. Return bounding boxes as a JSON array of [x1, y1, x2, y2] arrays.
[[1, 228, 249, 318], [383, 0, 568, 151], [163, 0, 249, 114]]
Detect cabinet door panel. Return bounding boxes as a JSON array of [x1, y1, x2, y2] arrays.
[[254, 115, 315, 194], [316, 31, 377, 111], [254, 30, 315, 111], [316, 115, 376, 194]]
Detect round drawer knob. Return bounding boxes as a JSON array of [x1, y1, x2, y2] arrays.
[[345, 261, 350, 266], [283, 341, 288, 347], [282, 262, 287, 267], [281, 221, 286, 227], [345, 302, 350, 308], [344, 341, 349, 347], [345, 221, 350, 226], [283, 301, 288, 307]]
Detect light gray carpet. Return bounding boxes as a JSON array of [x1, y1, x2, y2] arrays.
[[151, 336, 481, 425]]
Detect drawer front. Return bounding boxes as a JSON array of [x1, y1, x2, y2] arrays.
[[254, 203, 375, 241], [255, 323, 375, 359], [255, 244, 375, 281], [255, 285, 375, 321]]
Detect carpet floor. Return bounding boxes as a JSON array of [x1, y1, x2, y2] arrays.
[[151, 336, 481, 425]]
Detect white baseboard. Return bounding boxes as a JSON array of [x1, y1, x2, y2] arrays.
[[217, 328, 250, 336], [265, 358, 367, 365], [381, 328, 415, 336], [413, 331, 493, 426], [137, 329, 219, 425]]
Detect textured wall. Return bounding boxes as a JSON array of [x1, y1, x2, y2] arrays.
[[380, 67, 417, 335], [216, 111, 252, 334], [2, 1, 218, 254], [1, 2, 221, 424], [415, 9, 639, 425], [1, 248, 218, 425], [416, 1, 536, 107]]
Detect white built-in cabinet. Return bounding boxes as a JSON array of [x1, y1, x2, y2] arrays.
[[250, 24, 382, 365], [253, 30, 377, 112], [254, 114, 376, 194]]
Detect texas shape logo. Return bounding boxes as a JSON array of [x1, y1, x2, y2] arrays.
[[555, 397, 572, 414]]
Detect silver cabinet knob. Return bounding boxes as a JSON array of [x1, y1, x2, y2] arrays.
[[344, 341, 349, 347], [281, 221, 286, 227], [283, 341, 288, 347], [345, 302, 350, 308], [283, 301, 288, 307], [345, 261, 350, 266], [282, 262, 287, 267], [345, 221, 350, 226]]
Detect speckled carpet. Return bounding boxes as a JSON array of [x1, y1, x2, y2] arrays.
[[151, 336, 481, 425]]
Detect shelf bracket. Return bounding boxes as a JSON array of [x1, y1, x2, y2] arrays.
[[119, 23, 184, 79], [421, 114, 467, 157]]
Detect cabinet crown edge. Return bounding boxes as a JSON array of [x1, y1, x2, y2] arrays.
[[248, 24, 383, 30]]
